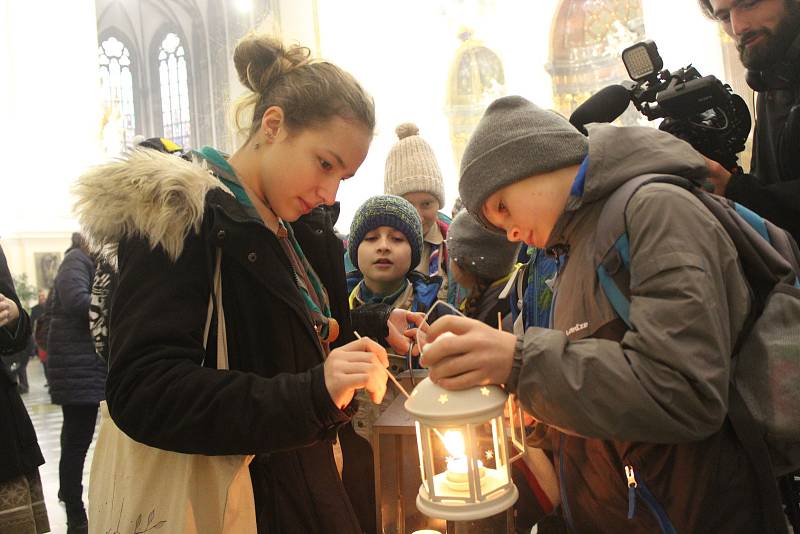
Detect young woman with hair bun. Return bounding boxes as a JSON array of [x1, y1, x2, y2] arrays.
[[75, 33, 417, 533]]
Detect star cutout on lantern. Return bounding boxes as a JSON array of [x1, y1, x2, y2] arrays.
[[480, 387, 490, 396], [485, 450, 494, 461], [438, 394, 449, 404]]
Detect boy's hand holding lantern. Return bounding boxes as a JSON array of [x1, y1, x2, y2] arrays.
[[420, 315, 517, 390]]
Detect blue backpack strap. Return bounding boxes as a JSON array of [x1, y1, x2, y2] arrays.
[[730, 199, 800, 286], [690, 192, 800, 301], [733, 203, 770, 242], [594, 174, 694, 329]]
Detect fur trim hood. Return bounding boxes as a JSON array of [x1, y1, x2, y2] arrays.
[[73, 149, 223, 263]]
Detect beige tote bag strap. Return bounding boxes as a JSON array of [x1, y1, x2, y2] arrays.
[[202, 248, 229, 371]]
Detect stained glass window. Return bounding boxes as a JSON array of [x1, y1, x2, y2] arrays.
[[446, 30, 506, 169], [98, 36, 135, 154], [548, 0, 645, 122], [158, 32, 191, 148]]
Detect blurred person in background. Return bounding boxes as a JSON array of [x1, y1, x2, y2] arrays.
[[46, 232, 103, 534], [0, 244, 50, 534]]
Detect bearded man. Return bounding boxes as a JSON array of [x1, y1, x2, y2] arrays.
[[701, 0, 800, 244]]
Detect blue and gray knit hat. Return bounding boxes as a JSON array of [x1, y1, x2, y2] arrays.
[[348, 195, 423, 271]]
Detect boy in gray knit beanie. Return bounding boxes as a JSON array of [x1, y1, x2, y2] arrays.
[[459, 95, 588, 236], [420, 95, 767, 532]]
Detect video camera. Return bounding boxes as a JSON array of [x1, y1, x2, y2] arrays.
[[569, 40, 752, 171]]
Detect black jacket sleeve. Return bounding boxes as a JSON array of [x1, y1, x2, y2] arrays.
[[350, 303, 392, 346], [726, 173, 800, 243], [0, 245, 31, 355], [108, 231, 349, 456]]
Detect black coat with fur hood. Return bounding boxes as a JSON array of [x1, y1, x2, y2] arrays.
[[74, 149, 368, 534]]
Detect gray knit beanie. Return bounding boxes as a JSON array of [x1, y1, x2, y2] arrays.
[[348, 195, 424, 272], [447, 211, 521, 281], [384, 123, 445, 207], [459, 96, 588, 227]]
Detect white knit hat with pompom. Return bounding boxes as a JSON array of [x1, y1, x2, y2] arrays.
[[384, 123, 445, 207]]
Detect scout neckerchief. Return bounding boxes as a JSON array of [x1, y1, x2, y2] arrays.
[[423, 222, 444, 277], [349, 279, 412, 310], [428, 245, 441, 277]]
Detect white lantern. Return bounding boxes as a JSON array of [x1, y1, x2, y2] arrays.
[[405, 377, 526, 522]]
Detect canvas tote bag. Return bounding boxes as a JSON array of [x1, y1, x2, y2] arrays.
[[88, 249, 256, 533]]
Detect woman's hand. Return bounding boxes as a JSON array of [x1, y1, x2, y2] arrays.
[[385, 309, 424, 356], [420, 315, 517, 390], [0, 293, 20, 329], [325, 337, 389, 409]]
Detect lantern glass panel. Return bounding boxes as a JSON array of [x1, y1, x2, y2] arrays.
[[507, 395, 526, 462], [483, 416, 511, 499], [421, 421, 515, 504], [426, 425, 474, 503], [415, 421, 430, 495]]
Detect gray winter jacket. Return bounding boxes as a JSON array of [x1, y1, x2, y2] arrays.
[[508, 125, 764, 532]]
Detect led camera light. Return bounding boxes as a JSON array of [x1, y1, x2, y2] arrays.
[[622, 40, 663, 82]]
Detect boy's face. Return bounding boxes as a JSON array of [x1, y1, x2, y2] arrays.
[[357, 226, 413, 285], [402, 192, 440, 235], [481, 172, 569, 248]]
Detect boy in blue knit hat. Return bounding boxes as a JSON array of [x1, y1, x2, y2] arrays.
[[346, 194, 440, 425], [343, 195, 443, 528], [347, 195, 442, 320]]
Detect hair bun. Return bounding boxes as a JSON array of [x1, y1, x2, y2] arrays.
[[233, 33, 310, 94], [395, 122, 419, 140]]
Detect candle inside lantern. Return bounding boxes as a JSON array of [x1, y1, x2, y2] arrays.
[[441, 430, 485, 488]]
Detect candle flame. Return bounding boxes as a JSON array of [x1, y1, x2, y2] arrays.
[[442, 430, 465, 458]]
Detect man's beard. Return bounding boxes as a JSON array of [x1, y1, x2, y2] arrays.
[[737, 2, 800, 70]]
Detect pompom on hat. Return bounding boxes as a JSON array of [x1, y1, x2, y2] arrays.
[[384, 123, 445, 207]]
